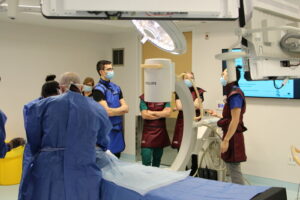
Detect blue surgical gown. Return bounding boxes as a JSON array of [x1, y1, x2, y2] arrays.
[[19, 91, 112, 200], [0, 110, 9, 158], [18, 97, 42, 200]]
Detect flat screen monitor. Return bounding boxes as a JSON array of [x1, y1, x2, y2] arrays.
[[222, 49, 300, 99]]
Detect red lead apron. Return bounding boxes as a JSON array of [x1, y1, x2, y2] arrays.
[[140, 95, 170, 148], [217, 85, 247, 163], [171, 87, 205, 149]]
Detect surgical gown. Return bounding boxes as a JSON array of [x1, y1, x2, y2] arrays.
[[18, 97, 42, 200], [19, 91, 112, 200], [0, 110, 8, 158]]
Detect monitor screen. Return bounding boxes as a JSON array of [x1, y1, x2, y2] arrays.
[[222, 49, 300, 99]]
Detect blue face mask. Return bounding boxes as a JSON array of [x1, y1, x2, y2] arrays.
[[106, 71, 114, 80], [83, 85, 93, 92], [220, 77, 227, 86], [184, 79, 193, 88]]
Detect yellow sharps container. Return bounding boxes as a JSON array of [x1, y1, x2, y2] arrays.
[[0, 145, 24, 185]]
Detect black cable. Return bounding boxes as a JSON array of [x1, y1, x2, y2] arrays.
[[105, 12, 122, 19], [273, 80, 285, 90], [239, 0, 246, 28], [290, 63, 300, 67], [87, 11, 103, 15]]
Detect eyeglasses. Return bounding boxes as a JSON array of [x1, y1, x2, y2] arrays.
[[105, 67, 114, 72]]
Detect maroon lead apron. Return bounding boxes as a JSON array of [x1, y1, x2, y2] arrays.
[[171, 87, 205, 149], [217, 86, 247, 162], [140, 95, 170, 148]]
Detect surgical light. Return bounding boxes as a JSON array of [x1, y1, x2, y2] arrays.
[[132, 20, 186, 55]]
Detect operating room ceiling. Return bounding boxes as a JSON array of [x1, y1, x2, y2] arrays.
[[0, 12, 136, 33]]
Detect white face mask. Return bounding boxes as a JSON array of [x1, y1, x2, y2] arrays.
[[220, 77, 227, 86], [105, 71, 114, 80], [83, 85, 93, 92], [184, 79, 193, 88], [57, 88, 62, 95]]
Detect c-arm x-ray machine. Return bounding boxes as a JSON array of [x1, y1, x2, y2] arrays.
[[142, 58, 225, 180]]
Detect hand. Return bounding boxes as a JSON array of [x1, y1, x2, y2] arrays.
[[8, 137, 26, 149], [220, 140, 229, 154], [206, 109, 214, 115], [194, 116, 202, 121], [208, 110, 222, 118], [194, 98, 202, 105], [194, 98, 203, 109]]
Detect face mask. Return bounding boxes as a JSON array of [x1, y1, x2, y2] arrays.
[[57, 88, 62, 95], [220, 77, 227, 86], [106, 71, 114, 80], [83, 85, 93, 92], [184, 79, 193, 88]]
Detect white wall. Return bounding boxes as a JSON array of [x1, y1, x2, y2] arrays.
[[192, 21, 300, 183], [0, 20, 141, 158], [0, 21, 110, 139], [105, 31, 141, 157]]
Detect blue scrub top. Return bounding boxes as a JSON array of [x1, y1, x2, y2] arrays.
[[229, 94, 243, 109], [0, 110, 9, 158]]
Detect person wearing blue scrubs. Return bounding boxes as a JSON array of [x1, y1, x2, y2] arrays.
[[93, 60, 129, 158], [19, 72, 112, 200], [0, 111, 25, 158], [19, 75, 60, 200], [23, 74, 60, 159], [0, 110, 10, 158], [0, 76, 25, 158]]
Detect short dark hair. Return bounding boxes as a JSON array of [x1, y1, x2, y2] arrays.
[[41, 81, 60, 98], [96, 60, 112, 75], [234, 65, 244, 86], [45, 74, 56, 82], [236, 65, 242, 81]]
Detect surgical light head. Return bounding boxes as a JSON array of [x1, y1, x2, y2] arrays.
[[132, 20, 186, 55]]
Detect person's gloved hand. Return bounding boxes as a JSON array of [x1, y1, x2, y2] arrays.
[[7, 137, 26, 150]]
